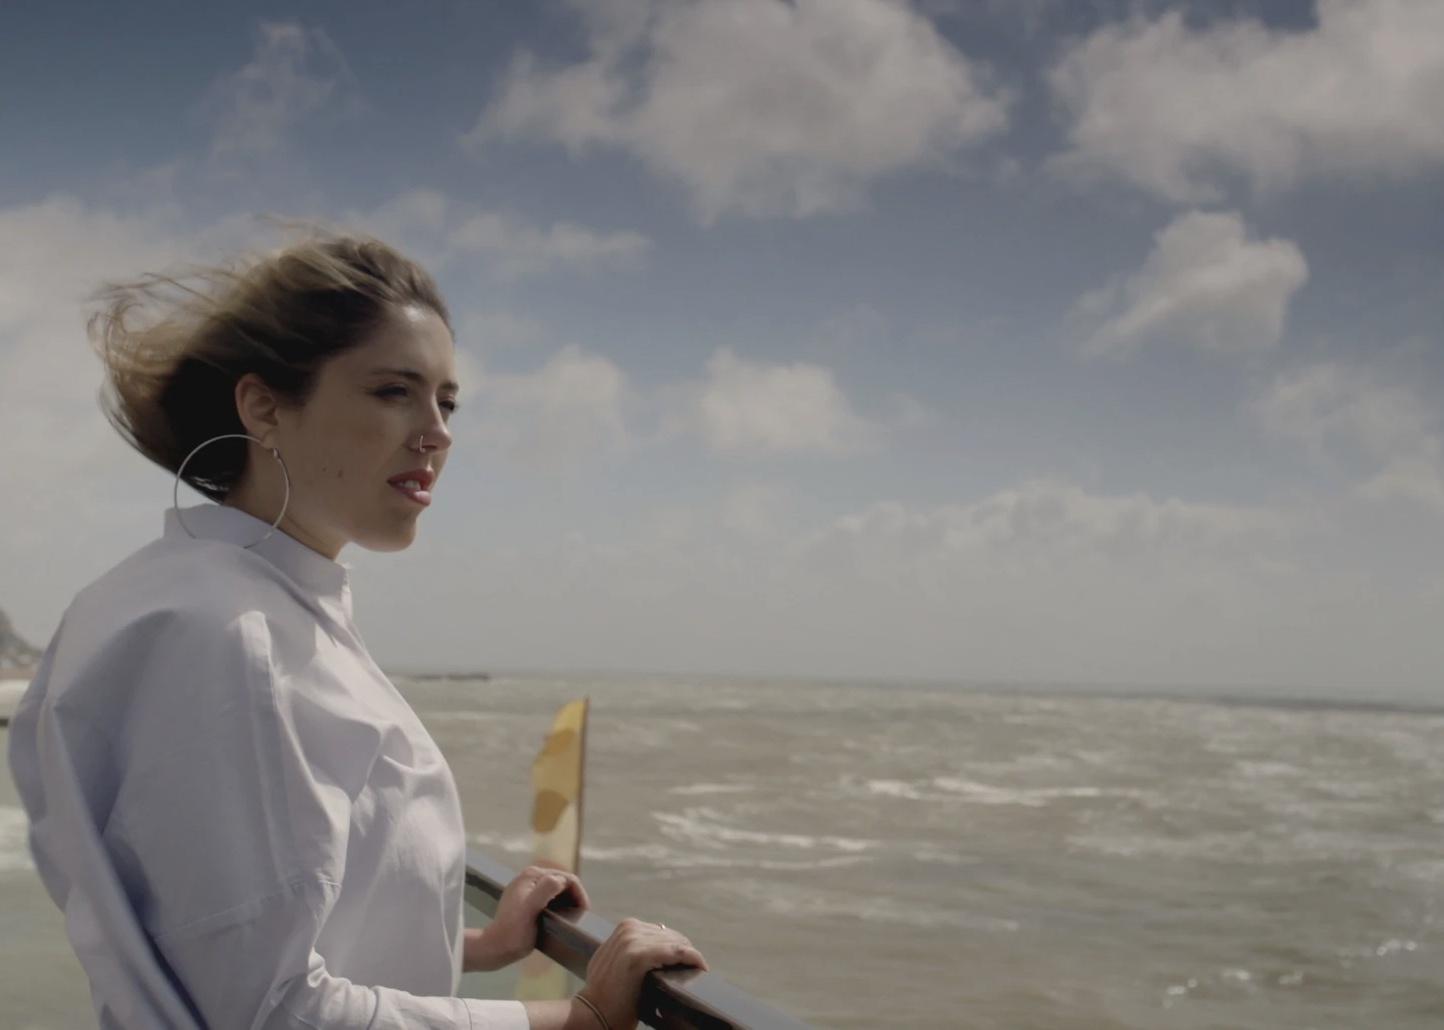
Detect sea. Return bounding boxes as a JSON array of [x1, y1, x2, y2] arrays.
[[2, 673, 1442, 1029]]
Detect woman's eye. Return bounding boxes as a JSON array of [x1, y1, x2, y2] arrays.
[[377, 387, 458, 416]]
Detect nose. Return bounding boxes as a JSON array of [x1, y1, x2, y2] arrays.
[[418, 403, 453, 453]]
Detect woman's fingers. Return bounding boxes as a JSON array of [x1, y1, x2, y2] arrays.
[[565, 872, 592, 909], [656, 942, 708, 972], [617, 918, 709, 973], [580, 917, 711, 1029], [549, 870, 590, 909], [542, 871, 589, 910], [515, 865, 590, 911]]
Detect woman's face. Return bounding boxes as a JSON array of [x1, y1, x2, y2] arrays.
[[244, 304, 459, 559]]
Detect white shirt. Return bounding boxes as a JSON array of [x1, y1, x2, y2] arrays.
[[7, 504, 530, 1030]]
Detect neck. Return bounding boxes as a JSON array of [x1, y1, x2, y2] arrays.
[[221, 485, 343, 561]]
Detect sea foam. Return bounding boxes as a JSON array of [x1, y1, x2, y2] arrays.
[[0, 806, 35, 875]]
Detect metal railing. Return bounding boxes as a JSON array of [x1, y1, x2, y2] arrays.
[[464, 849, 813, 1030]]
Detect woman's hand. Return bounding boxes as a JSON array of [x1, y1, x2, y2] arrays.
[[572, 919, 709, 1030], [463, 865, 590, 972]]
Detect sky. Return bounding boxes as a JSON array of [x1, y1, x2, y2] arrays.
[[2, 0, 1443, 701]]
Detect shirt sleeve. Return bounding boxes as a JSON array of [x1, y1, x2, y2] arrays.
[[141, 880, 529, 1030], [101, 608, 530, 1030]]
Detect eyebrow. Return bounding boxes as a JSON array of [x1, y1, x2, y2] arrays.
[[368, 367, 460, 393]]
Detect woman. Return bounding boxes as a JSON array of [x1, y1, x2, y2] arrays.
[[6, 232, 706, 1028]]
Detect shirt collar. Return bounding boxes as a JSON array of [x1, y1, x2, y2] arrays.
[[163, 504, 353, 615]]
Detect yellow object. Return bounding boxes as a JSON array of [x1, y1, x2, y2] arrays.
[[516, 698, 588, 1000]]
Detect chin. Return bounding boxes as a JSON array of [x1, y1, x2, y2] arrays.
[[353, 522, 420, 553]]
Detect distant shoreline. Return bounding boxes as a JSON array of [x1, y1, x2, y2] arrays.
[[948, 680, 1444, 718], [5, 661, 1435, 722], [382, 667, 1444, 718], [390, 671, 491, 683]]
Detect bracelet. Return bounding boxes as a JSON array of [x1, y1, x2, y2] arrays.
[[574, 992, 611, 1030]]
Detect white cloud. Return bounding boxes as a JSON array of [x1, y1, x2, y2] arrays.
[[693, 347, 873, 455], [0, 198, 264, 479], [451, 308, 548, 353], [799, 480, 1292, 571], [1257, 362, 1444, 510], [1076, 210, 1307, 359], [0, 197, 180, 333], [369, 477, 1372, 692], [467, 0, 1008, 221], [471, 345, 630, 465], [720, 483, 794, 539], [202, 21, 358, 161], [0, 197, 271, 639], [1258, 363, 1435, 458], [349, 189, 650, 280], [448, 211, 649, 279], [1049, 0, 1444, 202], [356, 188, 451, 244], [1359, 452, 1444, 510]]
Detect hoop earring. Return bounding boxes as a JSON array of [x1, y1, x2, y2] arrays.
[[173, 433, 291, 549]]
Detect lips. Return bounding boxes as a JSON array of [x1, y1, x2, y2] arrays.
[[388, 467, 435, 506], [388, 468, 435, 490]]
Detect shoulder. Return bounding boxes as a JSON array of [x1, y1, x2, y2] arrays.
[[77, 534, 295, 627], [47, 540, 298, 721]]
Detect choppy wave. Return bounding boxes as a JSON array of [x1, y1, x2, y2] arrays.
[[468, 831, 532, 855], [855, 775, 1144, 807], [652, 853, 873, 873], [468, 803, 885, 873], [0, 806, 35, 875], [469, 820, 877, 873], [1233, 759, 1304, 779], [654, 807, 877, 853], [932, 778, 1112, 805], [863, 778, 928, 800], [720, 877, 1021, 933], [13, 675, 1440, 1028], [667, 782, 754, 796]]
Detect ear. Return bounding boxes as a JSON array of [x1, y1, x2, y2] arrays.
[[234, 373, 282, 444]]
